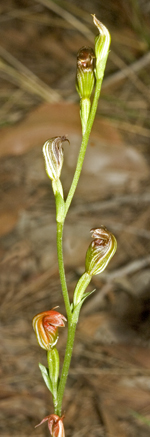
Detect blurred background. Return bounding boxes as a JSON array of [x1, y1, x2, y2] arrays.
[[1, 1, 150, 436]]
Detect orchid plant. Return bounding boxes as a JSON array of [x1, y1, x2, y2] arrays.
[[33, 15, 117, 437]]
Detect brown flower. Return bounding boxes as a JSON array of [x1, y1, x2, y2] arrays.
[[76, 47, 95, 99], [36, 414, 65, 437]]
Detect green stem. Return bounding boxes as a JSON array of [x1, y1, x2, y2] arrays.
[[56, 320, 76, 416], [55, 78, 103, 416], [56, 221, 71, 320], [65, 77, 102, 216], [53, 394, 58, 414]]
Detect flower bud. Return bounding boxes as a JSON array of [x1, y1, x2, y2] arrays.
[[76, 47, 95, 99], [36, 414, 65, 437], [85, 226, 117, 276], [43, 136, 68, 182], [32, 309, 67, 350], [92, 15, 111, 80]]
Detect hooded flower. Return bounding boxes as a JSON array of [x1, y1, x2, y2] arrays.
[[32, 309, 67, 350], [85, 226, 117, 276], [43, 136, 69, 181], [36, 414, 65, 437], [76, 46, 95, 99]]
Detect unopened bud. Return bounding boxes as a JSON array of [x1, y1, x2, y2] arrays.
[[92, 15, 111, 80], [76, 47, 95, 99], [43, 136, 68, 182], [85, 226, 117, 276]]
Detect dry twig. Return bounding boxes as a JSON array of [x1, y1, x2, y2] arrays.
[[0, 46, 60, 102]]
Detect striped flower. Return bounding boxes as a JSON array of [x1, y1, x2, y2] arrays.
[[36, 414, 65, 437], [43, 136, 68, 181], [85, 226, 117, 276], [32, 309, 67, 350]]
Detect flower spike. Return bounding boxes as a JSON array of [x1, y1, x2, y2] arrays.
[[32, 309, 67, 350], [35, 414, 65, 437], [85, 226, 117, 276]]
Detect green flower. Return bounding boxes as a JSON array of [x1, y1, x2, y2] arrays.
[[85, 226, 117, 276]]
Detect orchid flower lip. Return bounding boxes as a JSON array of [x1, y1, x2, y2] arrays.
[[77, 47, 95, 70]]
